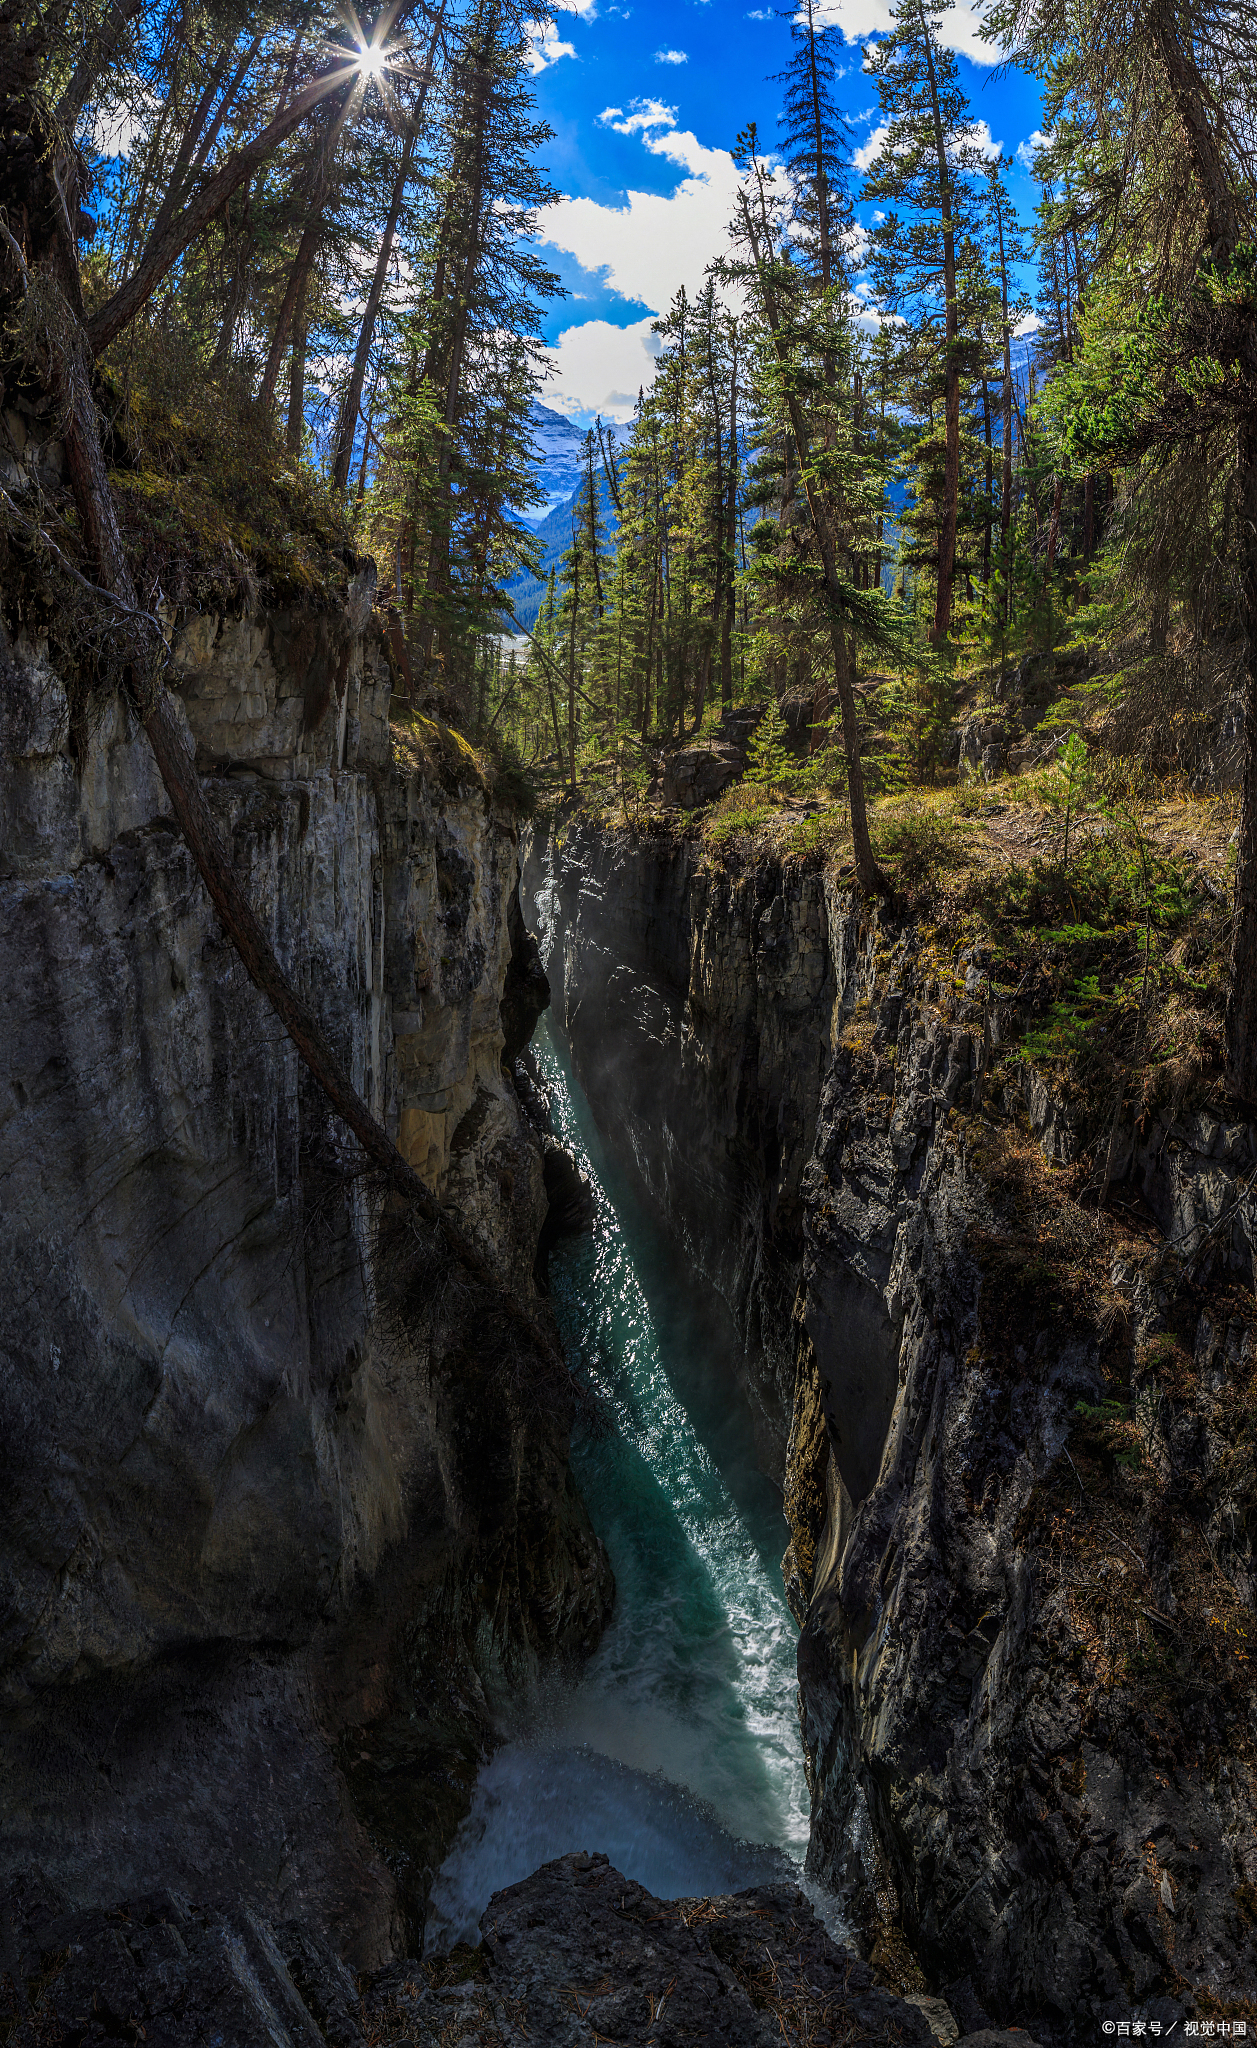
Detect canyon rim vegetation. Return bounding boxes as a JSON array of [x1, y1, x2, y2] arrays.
[[1, 0, 1257, 2041]]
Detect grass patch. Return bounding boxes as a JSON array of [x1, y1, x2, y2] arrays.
[[871, 796, 977, 902]]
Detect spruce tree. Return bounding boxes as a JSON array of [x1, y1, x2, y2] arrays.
[[729, 132, 911, 892], [863, 0, 986, 646]]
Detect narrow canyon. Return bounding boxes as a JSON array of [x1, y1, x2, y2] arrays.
[[3, 571, 1255, 2045]]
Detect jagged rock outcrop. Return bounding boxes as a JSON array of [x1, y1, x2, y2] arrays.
[[529, 813, 1257, 2040], [0, 1853, 1040, 2047], [0, 596, 611, 1961]]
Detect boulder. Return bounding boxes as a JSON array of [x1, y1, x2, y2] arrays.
[[662, 739, 745, 809]]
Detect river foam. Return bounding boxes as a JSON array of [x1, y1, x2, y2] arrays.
[[425, 1020, 810, 1950]]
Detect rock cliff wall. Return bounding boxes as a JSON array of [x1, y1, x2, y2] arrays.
[[527, 812, 1257, 2039], [525, 816, 840, 1473], [0, 595, 611, 1962]]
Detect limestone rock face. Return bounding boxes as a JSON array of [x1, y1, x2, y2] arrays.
[[530, 815, 1257, 2039], [0, 604, 610, 1960]]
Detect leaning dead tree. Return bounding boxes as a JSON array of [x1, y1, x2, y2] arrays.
[[0, 16, 561, 1366]]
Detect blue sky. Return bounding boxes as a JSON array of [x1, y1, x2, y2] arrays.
[[525, 0, 1047, 426]]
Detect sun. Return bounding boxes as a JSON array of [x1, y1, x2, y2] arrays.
[[357, 40, 389, 80]]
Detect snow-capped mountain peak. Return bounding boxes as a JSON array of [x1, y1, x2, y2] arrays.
[[525, 404, 590, 527]]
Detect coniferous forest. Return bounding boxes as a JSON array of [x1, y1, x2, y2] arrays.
[[1, 0, 1254, 1083], [7, 0, 1251, 1080]]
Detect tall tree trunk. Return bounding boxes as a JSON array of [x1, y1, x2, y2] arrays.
[[146, 34, 263, 257], [567, 547, 580, 790], [420, 36, 493, 665], [258, 84, 356, 417], [331, 129, 416, 489], [209, 179, 256, 372], [331, 4, 445, 491], [285, 305, 308, 453], [720, 346, 738, 713], [996, 191, 1014, 570], [981, 378, 993, 586], [737, 184, 883, 893], [1083, 471, 1095, 561], [924, 27, 960, 646], [1045, 474, 1062, 573], [56, 0, 143, 133]]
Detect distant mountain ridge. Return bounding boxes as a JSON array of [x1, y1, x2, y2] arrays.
[[502, 470, 619, 634], [523, 404, 590, 528]]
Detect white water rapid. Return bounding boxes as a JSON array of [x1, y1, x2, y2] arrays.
[[425, 1018, 814, 1950]]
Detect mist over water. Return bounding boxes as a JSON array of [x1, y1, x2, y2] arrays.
[[425, 1020, 812, 1950]]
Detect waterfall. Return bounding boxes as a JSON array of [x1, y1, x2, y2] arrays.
[[425, 1020, 813, 1948]]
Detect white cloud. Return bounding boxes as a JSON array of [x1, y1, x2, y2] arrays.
[[959, 118, 1003, 161], [844, 220, 871, 269], [527, 19, 577, 69], [1016, 128, 1050, 172], [538, 101, 746, 412], [89, 79, 158, 156], [541, 102, 741, 311], [527, 0, 594, 72], [541, 317, 662, 421], [601, 98, 674, 133], [655, 46, 688, 61], [746, 8, 772, 15], [810, 0, 996, 65], [1014, 310, 1041, 336], [853, 121, 890, 174]]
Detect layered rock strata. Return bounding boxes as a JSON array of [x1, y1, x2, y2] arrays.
[[528, 812, 1257, 2039], [0, 596, 611, 1961]]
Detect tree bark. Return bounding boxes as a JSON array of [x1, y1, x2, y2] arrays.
[[720, 343, 738, 713], [258, 83, 356, 416], [285, 306, 308, 453], [331, 131, 417, 488], [981, 378, 993, 585], [1083, 471, 1095, 561], [566, 543, 580, 790], [1045, 475, 1062, 573], [332, 3, 446, 491]]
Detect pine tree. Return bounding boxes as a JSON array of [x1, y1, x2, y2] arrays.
[[729, 132, 911, 891], [745, 698, 794, 789], [863, 0, 986, 646], [774, 0, 852, 295]]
